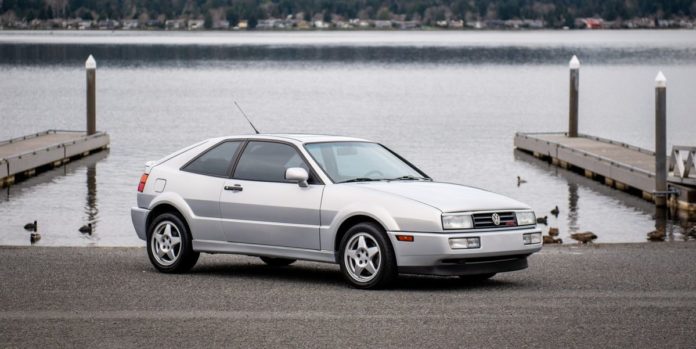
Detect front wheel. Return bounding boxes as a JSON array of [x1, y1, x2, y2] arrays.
[[147, 213, 199, 273], [339, 222, 397, 289]]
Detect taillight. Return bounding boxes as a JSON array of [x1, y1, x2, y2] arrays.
[[138, 173, 149, 192]]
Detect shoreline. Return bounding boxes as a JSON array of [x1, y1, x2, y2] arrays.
[[2, 27, 695, 32]]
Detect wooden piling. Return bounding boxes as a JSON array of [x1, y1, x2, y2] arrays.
[[655, 72, 667, 207], [568, 55, 580, 138], [86, 55, 96, 136]]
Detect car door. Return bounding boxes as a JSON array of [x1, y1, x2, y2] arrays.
[[220, 141, 324, 250]]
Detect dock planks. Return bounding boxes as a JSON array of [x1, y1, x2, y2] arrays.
[[0, 130, 109, 186], [515, 132, 658, 194], [514, 132, 696, 211]]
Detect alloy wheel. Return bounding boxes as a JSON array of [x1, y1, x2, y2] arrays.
[[344, 232, 382, 282], [151, 221, 182, 266]]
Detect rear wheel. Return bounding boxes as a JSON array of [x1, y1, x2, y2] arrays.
[[147, 213, 199, 273], [260, 257, 296, 266], [339, 222, 396, 289], [459, 273, 496, 282]]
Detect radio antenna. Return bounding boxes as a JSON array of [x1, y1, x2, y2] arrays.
[[234, 101, 260, 134]]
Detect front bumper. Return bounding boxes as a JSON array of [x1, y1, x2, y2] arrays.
[[387, 227, 542, 276], [131, 207, 150, 241]]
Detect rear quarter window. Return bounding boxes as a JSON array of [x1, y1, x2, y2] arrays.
[[181, 141, 241, 177]]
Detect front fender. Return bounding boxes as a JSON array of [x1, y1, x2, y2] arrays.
[[319, 185, 443, 251], [332, 204, 400, 233]]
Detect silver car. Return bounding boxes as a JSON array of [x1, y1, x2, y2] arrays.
[[131, 134, 542, 289]]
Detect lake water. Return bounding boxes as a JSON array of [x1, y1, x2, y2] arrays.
[[1, 30, 695, 246]]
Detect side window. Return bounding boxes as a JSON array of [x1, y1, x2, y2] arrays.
[[182, 141, 241, 177], [233, 141, 314, 183]]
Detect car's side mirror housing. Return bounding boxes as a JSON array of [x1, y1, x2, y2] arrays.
[[285, 167, 309, 188]]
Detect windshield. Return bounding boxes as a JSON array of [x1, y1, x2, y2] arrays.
[[304, 142, 428, 183]]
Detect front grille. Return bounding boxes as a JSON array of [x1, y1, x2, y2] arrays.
[[472, 212, 517, 229]]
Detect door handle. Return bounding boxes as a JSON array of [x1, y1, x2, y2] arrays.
[[224, 184, 243, 192]]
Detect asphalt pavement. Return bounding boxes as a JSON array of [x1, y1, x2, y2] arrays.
[[1, 243, 695, 348]]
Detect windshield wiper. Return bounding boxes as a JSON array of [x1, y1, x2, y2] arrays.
[[338, 177, 382, 183], [387, 175, 431, 181]]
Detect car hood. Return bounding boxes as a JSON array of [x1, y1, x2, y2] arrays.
[[353, 181, 530, 213]]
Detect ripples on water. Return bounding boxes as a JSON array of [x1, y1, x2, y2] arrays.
[[0, 30, 695, 246], [2, 30, 696, 66]]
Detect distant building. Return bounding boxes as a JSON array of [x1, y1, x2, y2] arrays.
[[296, 20, 310, 29], [97, 19, 119, 30], [335, 20, 353, 29], [505, 19, 524, 29], [62, 19, 80, 29], [374, 20, 392, 29], [165, 19, 185, 30], [257, 19, 291, 29], [238, 20, 248, 30], [313, 20, 330, 29], [501, 19, 544, 29], [394, 20, 419, 29], [145, 19, 163, 28], [213, 20, 229, 30], [122, 19, 139, 30], [525, 19, 544, 28], [146, 19, 163, 28], [657, 19, 676, 28], [449, 20, 464, 28], [466, 20, 484, 29], [485, 19, 506, 29], [188, 19, 204, 30], [576, 18, 603, 29]]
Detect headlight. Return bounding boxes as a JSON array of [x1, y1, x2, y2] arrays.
[[442, 214, 473, 230], [516, 211, 536, 226]]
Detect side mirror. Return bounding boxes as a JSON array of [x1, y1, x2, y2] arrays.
[[285, 167, 309, 188]]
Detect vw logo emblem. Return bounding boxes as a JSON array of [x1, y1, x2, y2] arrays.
[[491, 213, 501, 226]]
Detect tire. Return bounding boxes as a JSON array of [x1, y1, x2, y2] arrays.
[[260, 256, 296, 266], [147, 212, 199, 273], [459, 273, 496, 282], [339, 222, 397, 289]]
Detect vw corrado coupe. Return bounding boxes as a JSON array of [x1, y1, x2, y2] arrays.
[[131, 134, 542, 289]]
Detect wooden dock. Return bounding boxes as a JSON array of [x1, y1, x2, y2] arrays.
[[514, 132, 696, 212], [0, 130, 110, 187]]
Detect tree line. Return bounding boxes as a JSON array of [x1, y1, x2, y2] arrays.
[[2, 0, 695, 28]]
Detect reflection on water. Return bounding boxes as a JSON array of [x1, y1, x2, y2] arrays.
[[83, 163, 99, 242], [514, 150, 696, 243], [567, 182, 579, 233], [0, 151, 108, 245], [1, 30, 696, 66], [2, 43, 696, 67]]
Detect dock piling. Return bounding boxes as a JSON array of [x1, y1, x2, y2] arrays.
[[0, 56, 110, 188], [568, 55, 580, 138], [86, 55, 96, 136], [655, 71, 667, 206]]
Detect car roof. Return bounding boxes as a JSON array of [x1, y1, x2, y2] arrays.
[[209, 134, 372, 144]]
